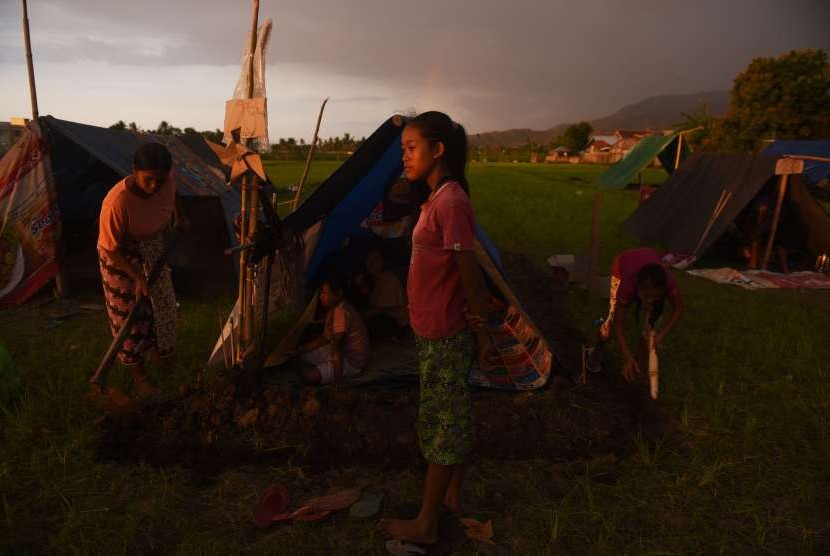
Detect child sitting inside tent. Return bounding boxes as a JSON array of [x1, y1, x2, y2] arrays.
[[355, 246, 410, 340], [291, 275, 370, 385]]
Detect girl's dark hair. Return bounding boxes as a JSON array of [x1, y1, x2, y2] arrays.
[[133, 143, 173, 172], [408, 111, 469, 195], [636, 263, 668, 326]]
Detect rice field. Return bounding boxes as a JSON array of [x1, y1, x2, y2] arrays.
[[1, 161, 828, 554]]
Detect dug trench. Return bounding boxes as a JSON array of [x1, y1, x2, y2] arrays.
[[96, 253, 677, 476]]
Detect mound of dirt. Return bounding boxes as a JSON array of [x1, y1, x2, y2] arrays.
[[96, 253, 672, 474], [97, 372, 667, 474]]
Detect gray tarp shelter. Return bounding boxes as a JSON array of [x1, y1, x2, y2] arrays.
[[620, 152, 830, 258], [21, 117, 248, 295]]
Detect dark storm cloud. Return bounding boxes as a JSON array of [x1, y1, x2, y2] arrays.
[[2, 0, 829, 132]]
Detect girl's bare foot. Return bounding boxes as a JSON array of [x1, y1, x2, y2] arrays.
[[383, 517, 438, 544]]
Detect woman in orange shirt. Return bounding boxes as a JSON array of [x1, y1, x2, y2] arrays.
[[97, 143, 186, 397]]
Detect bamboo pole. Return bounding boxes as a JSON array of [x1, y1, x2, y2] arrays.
[[693, 189, 732, 256], [292, 97, 329, 211], [674, 132, 683, 171], [246, 0, 259, 100], [244, 174, 259, 347], [21, 0, 38, 119], [239, 0, 260, 373], [588, 192, 601, 303], [783, 154, 830, 164], [236, 179, 249, 363], [23, 0, 68, 297], [761, 174, 789, 270]]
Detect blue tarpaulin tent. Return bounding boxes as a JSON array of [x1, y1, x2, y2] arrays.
[[763, 140, 830, 184]]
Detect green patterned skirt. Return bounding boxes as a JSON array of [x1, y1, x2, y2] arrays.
[[416, 330, 476, 466]]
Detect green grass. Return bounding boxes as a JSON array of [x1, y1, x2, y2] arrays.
[[2, 162, 829, 554]]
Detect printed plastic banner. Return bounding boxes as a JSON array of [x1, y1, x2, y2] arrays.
[[0, 122, 62, 305]]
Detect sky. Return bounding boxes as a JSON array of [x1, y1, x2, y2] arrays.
[[1, 0, 829, 141]]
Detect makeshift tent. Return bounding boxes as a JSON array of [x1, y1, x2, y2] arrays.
[[0, 116, 245, 305], [596, 131, 689, 189], [763, 140, 830, 184], [620, 153, 830, 258], [211, 115, 554, 391]]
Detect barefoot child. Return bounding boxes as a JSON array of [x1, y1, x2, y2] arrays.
[[587, 248, 685, 383], [384, 111, 494, 545], [294, 276, 370, 385]]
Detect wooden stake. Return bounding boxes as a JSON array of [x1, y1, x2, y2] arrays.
[[588, 192, 601, 303], [762, 174, 789, 270], [292, 98, 329, 211]]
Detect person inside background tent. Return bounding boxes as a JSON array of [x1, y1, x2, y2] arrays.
[[586, 247, 685, 382], [291, 274, 370, 385], [97, 143, 188, 398], [736, 184, 790, 272], [354, 245, 410, 341]]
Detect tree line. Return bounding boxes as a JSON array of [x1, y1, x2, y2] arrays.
[[108, 120, 366, 160]]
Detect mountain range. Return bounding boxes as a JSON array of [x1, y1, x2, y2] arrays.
[[468, 90, 730, 147]]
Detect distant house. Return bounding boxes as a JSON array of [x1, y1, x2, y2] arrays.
[[611, 136, 642, 158], [583, 129, 653, 164], [589, 131, 622, 147], [545, 145, 577, 163]]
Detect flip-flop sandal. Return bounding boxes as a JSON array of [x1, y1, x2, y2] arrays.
[[253, 484, 290, 529], [349, 489, 385, 519], [301, 488, 361, 512], [292, 505, 332, 522], [386, 539, 427, 556]]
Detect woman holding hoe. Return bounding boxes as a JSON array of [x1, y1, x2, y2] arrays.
[[97, 143, 187, 397], [383, 112, 494, 545]]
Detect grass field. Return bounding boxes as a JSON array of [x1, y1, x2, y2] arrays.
[[1, 161, 829, 554]]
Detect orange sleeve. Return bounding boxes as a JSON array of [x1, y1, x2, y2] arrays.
[[97, 194, 127, 251]]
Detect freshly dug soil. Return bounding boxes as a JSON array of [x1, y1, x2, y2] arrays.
[[96, 253, 672, 474]]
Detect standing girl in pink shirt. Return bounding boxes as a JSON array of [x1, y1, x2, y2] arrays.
[[384, 112, 493, 545]]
